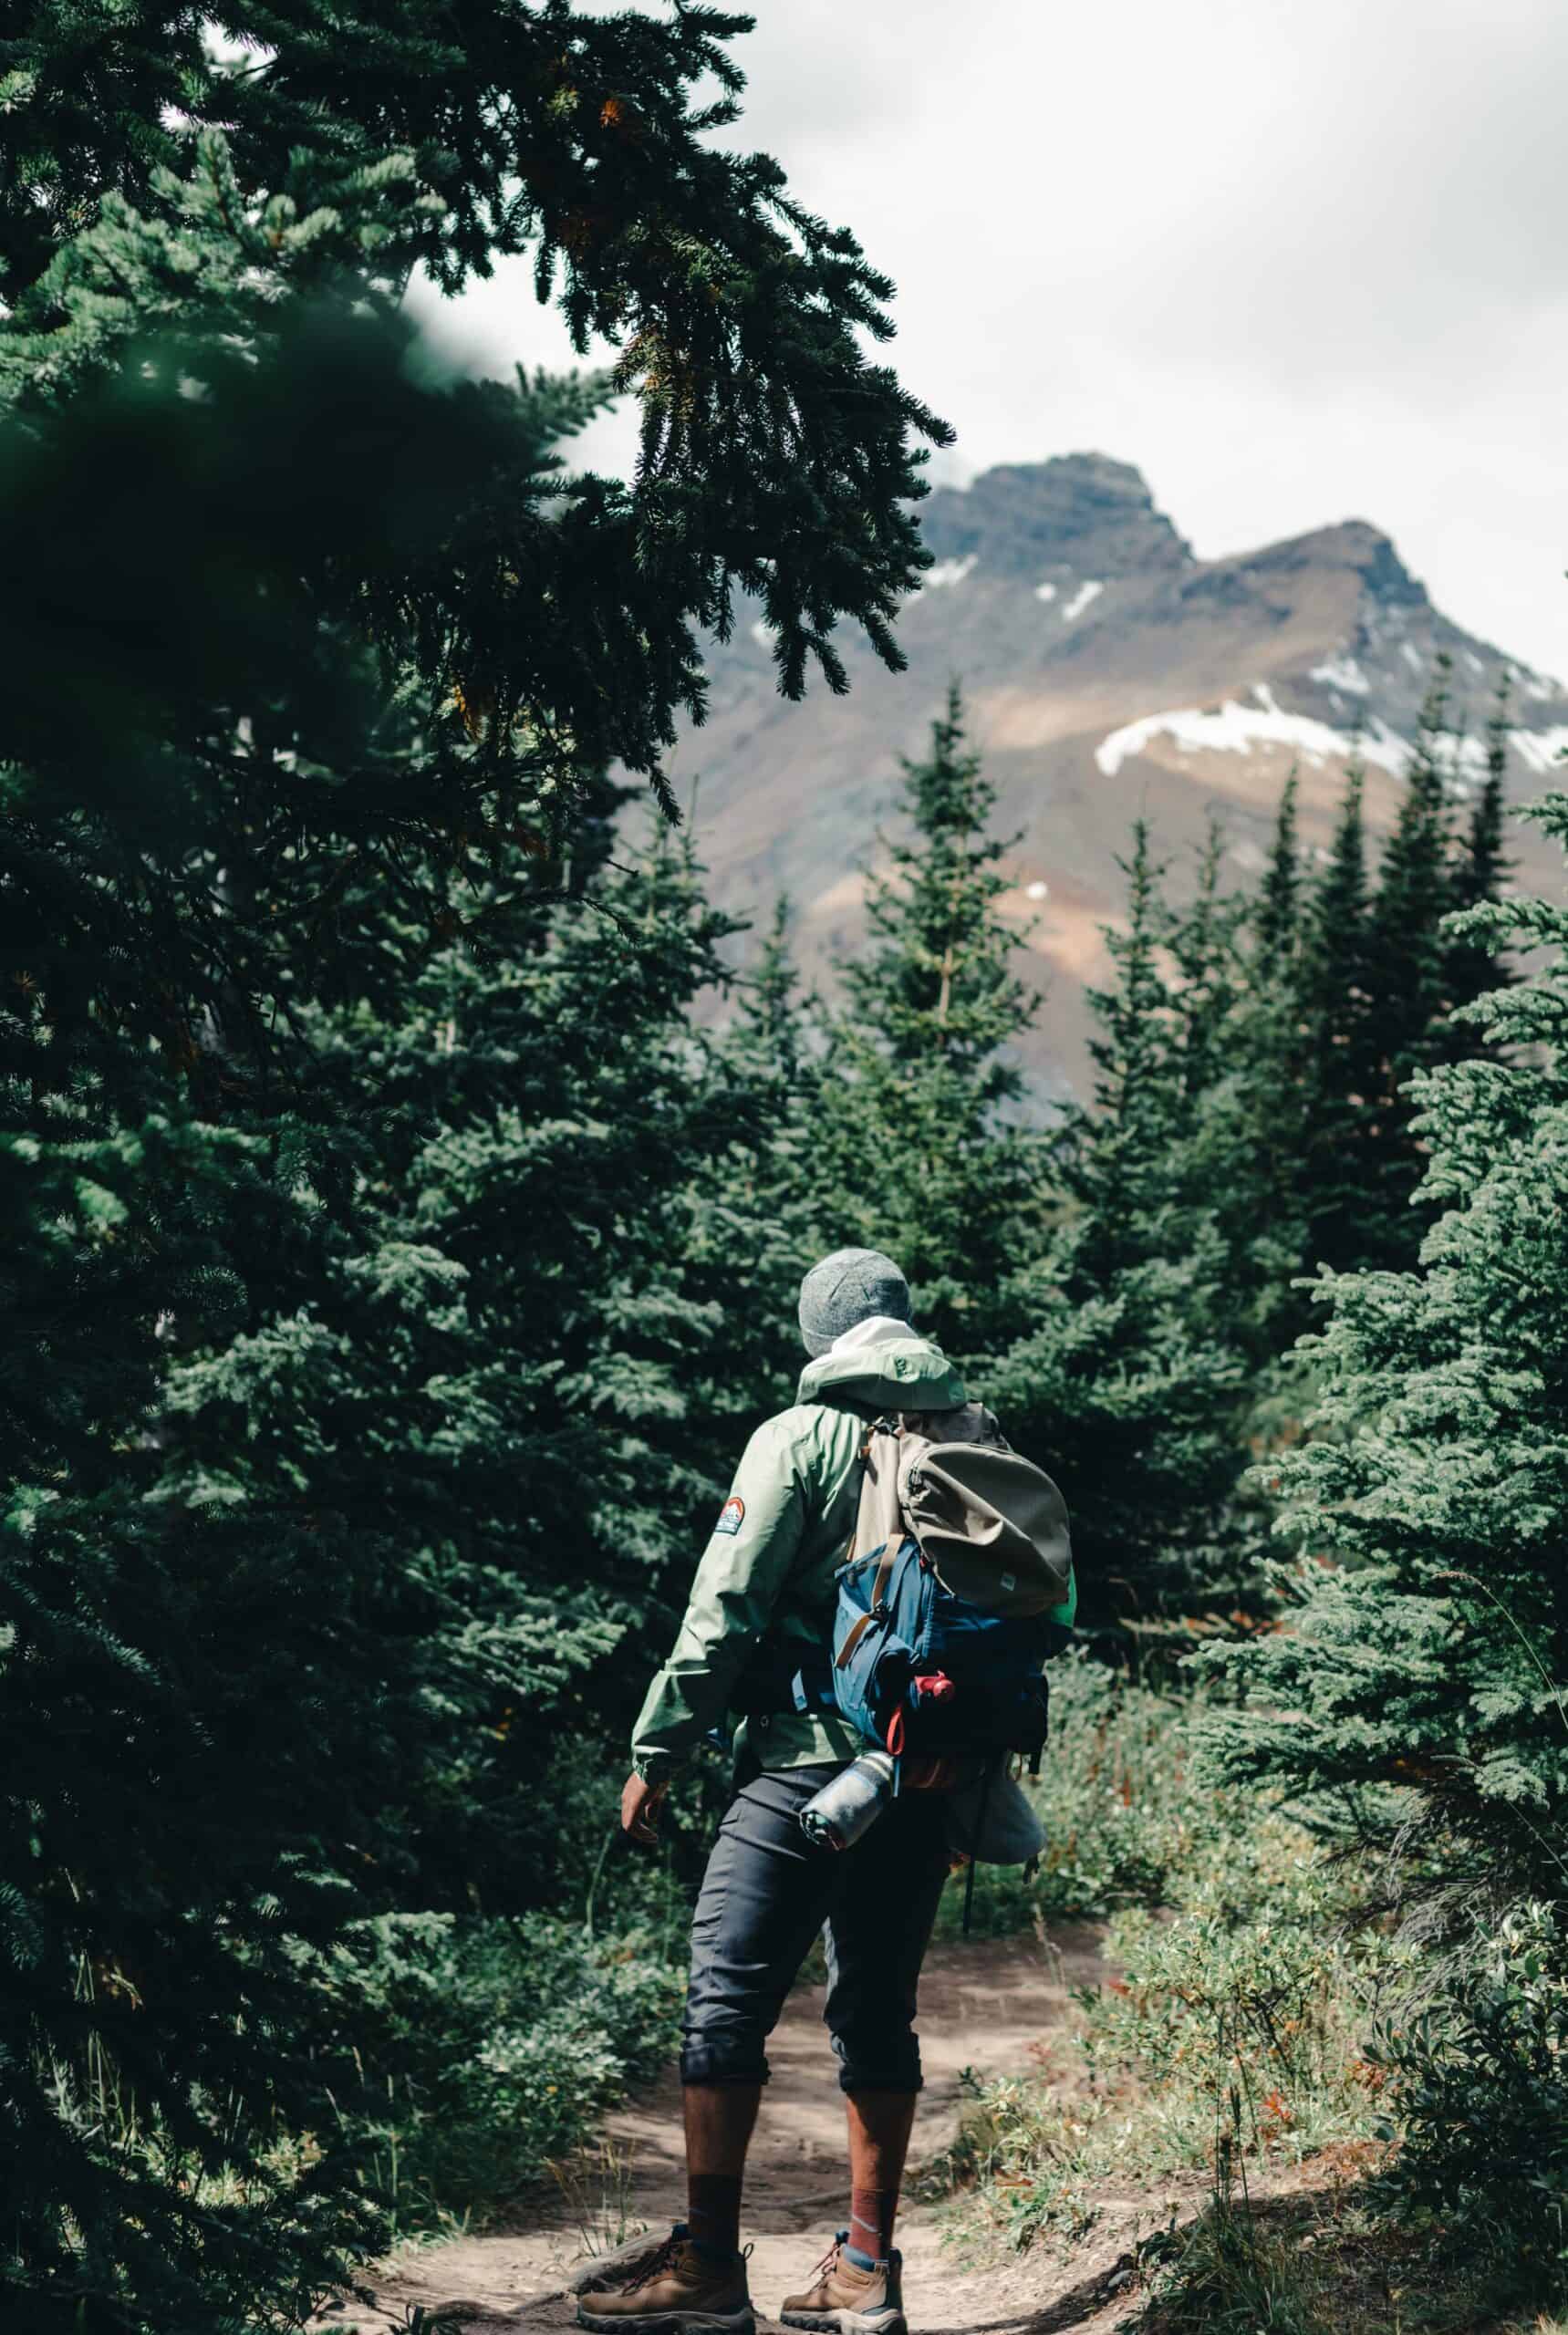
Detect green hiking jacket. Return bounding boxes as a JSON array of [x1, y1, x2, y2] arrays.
[[629, 1334, 1077, 1780]]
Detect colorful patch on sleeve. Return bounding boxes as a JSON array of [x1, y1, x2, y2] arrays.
[[715, 1494, 745, 1537]]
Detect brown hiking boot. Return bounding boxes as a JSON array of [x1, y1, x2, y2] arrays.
[[568, 2228, 672, 2296], [575, 2226, 754, 2335], [779, 2236, 906, 2335]]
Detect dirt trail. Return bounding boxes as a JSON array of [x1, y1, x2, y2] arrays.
[[334, 1925, 1176, 2335]]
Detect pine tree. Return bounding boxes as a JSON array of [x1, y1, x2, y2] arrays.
[[1447, 679, 1514, 1020], [988, 826, 1249, 1624], [1227, 779, 1317, 1354], [801, 686, 1040, 1354], [0, 1005, 393, 2329], [1255, 769, 1303, 965], [741, 898, 810, 1095], [1080, 821, 1181, 1150], [1179, 802, 1312, 1368], [841, 685, 1033, 1081], [1200, 789, 1568, 1900], [1298, 667, 1516, 1277], [1, 5, 950, 729], [681, 897, 826, 1445], [165, 825, 752, 1917], [1359, 668, 1463, 1265], [1296, 760, 1378, 1276], [0, 792, 774, 2328], [1171, 817, 1250, 1105]]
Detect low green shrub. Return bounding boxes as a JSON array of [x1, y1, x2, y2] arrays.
[[38, 1912, 681, 2309], [1371, 1901, 1568, 2307], [296, 1910, 684, 2231], [942, 1681, 1568, 2326], [943, 1674, 1395, 2253], [1127, 2182, 1568, 2335], [1080, 1798, 1402, 2133], [1134, 2196, 1334, 2335], [57, 1754, 699, 2278]]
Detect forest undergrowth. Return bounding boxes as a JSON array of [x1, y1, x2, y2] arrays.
[[939, 1663, 1568, 2332]]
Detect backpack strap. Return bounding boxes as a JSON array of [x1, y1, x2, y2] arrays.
[[959, 1751, 1003, 1936], [831, 1414, 888, 1566], [834, 1417, 905, 1673], [833, 1536, 905, 1676], [835, 1610, 875, 1670], [867, 1535, 901, 1616], [861, 1415, 906, 1608]]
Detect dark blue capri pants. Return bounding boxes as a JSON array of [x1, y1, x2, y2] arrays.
[[680, 1763, 951, 2095]]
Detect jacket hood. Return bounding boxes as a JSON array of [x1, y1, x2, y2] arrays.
[[796, 1334, 967, 1413]]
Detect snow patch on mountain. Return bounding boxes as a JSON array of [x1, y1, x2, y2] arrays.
[[919, 555, 978, 591], [1310, 653, 1371, 697], [1062, 579, 1104, 622], [1096, 683, 1410, 780], [1034, 581, 1058, 604], [1510, 726, 1568, 776]]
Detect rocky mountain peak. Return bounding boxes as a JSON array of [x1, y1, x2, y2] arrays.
[[1342, 521, 1429, 609], [1234, 517, 1429, 611], [668, 451, 1568, 1100], [922, 452, 1193, 584]]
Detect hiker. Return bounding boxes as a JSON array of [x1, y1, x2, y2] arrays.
[[577, 1249, 1073, 2335]]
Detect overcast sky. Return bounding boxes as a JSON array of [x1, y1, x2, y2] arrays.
[[416, 0, 1568, 678]]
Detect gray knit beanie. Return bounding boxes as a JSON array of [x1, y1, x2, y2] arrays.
[[798, 1248, 914, 1358]]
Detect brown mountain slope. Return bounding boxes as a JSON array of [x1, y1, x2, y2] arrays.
[[664, 453, 1568, 1096]]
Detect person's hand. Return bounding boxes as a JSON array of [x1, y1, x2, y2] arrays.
[[620, 1770, 669, 1847]]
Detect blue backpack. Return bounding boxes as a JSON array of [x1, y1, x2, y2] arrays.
[[828, 1407, 1073, 1766]]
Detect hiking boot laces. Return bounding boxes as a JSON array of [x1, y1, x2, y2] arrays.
[[624, 2232, 750, 2290], [625, 2233, 686, 2293], [806, 2236, 846, 2288]]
